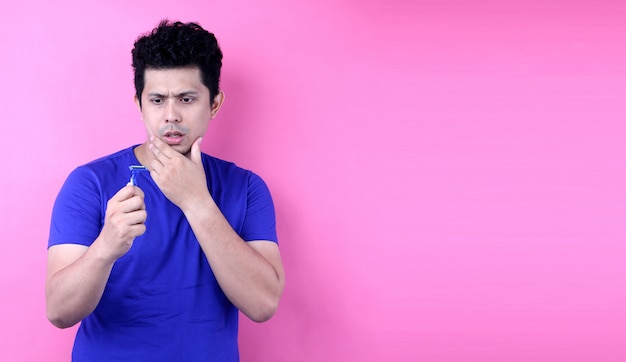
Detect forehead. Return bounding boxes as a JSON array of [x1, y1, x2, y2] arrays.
[[143, 67, 208, 94]]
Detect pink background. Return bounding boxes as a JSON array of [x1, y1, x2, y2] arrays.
[[1, 1, 625, 361]]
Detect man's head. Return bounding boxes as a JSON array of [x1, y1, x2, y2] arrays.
[[132, 20, 223, 107]]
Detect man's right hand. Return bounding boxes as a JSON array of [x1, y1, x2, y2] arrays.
[[98, 185, 147, 260], [46, 185, 146, 328]]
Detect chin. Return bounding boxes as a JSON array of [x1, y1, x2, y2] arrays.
[[174, 145, 192, 155]]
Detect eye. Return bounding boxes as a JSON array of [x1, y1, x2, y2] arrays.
[[151, 98, 163, 105], [180, 97, 194, 104]]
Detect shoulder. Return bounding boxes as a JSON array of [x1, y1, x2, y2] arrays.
[[69, 146, 138, 178], [62, 146, 139, 195], [79, 146, 139, 172], [201, 153, 248, 174], [201, 153, 272, 198], [201, 153, 262, 184]]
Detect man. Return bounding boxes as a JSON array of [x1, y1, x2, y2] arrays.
[[46, 20, 284, 361]]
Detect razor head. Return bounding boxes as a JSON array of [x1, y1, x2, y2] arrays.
[[128, 165, 148, 186]]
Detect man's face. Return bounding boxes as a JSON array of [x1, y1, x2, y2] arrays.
[[136, 67, 222, 156]]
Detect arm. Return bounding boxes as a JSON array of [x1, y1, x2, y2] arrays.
[[148, 137, 285, 322], [46, 185, 147, 328], [184, 201, 284, 322]]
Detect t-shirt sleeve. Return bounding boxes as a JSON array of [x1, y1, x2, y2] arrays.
[[240, 172, 278, 244], [48, 166, 104, 248]]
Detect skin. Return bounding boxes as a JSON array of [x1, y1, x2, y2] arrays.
[[46, 67, 285, 328]]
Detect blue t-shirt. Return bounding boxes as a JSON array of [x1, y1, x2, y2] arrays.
[[48, 146, 277, 361]]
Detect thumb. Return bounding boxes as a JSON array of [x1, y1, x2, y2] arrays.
[[191, 137, 203, 165]]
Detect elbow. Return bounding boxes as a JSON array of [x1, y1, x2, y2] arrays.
[[49, 319, 75, 329], [246, 298, 280, 323], [244, 283, 284, 323], [46, 305, 79, 329], [47, 316, 74, 329], [47, 314, 79, 329], [245, 273, 285, 323]]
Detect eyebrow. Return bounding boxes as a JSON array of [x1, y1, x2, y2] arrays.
[[147, 91, 199, 98]]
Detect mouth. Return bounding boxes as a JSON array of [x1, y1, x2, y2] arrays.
[[162, 131, 185, 145]]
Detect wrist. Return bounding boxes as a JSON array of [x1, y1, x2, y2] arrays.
[[181, 191, 219, 220], [91, 236, 124, 265]]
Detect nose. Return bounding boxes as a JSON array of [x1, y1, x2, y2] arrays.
[[165, 100, 180, 123]]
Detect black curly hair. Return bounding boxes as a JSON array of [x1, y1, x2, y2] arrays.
[[131, 20, 223, 107]]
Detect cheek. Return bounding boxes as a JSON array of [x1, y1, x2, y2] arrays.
[[198, 120, 210, 134], [141, 111, 159, 126], [190, 111, 211, 131]]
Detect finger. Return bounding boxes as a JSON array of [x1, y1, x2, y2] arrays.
[[133, 186, 146, 210], [126, 209, 147, 225], [190, 137, 203, 165], [149, 136, 175, 159], [132, 186, 145, 199], [120, 194, 145, 213], [149, 158, 163, 176], [129, 223, 147, 238], [111, 185, 137, 202], [120, 185, 145, 200]]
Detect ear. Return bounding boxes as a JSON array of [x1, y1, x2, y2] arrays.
[[210, 91, 225, 119], [134, 95, 141, 112], [134, 94, 145, 121]]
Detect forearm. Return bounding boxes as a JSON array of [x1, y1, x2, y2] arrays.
[[183, 196, 284, 322], [46, 240, 115, 328]]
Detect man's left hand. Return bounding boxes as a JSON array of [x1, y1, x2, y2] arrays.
[[148, 136, 211, 209]]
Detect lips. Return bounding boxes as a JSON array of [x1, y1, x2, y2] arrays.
[[163, 131, 185, 145]]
